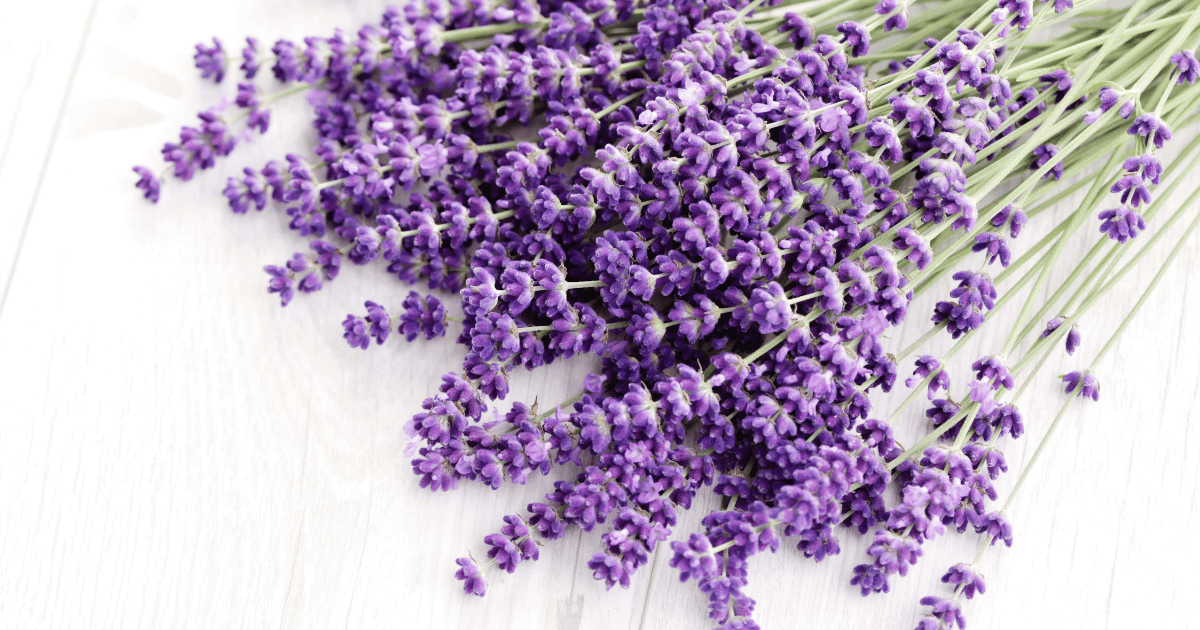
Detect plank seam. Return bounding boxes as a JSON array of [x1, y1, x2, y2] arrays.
[[0, 0, 102, 320]]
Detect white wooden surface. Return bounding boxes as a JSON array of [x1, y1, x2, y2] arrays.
[[2, 2, 1198, 628]]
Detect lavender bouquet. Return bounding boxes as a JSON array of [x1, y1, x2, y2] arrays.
[[135, 0, 1200, 627]]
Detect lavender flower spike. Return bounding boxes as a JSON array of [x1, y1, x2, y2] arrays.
[[194, 37, 227, 83], [941, 564, 987, 599], [1098, 206, 1146, 243], [1041, 316, 1066, 337], [906, 355, 950, 398], [1065, 325, 1081, 354], [342, 314, 370, 350], [1061, 370, 1100, 401], [133, 166, 161, 203], [1171, 50, 1199, 85], [916, 596, 966, 629], [454, 557, 487, 596]]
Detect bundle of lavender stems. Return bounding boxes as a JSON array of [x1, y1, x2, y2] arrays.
[[133, 0, 1200, 627]]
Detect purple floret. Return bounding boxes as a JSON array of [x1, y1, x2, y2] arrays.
[[194, 37, 227, 83]]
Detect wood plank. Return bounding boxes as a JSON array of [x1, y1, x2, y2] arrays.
[[0, 0, 101, 313]]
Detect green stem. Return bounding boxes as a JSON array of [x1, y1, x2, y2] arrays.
[[1092, 200, 1200, 366]]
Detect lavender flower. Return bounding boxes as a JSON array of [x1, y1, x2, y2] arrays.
[[1062, 370, 1100, 401], [454, 557, 486, 596], [972, 233, 1011, 267], [485, 515, 539, 573], [132, 166, 161, 203], [1032, 143, 1063, 180], [1098, 206, 1146, 243], [942, 564, 987, 599], [1065, 325, 1081, 354], [748, 282, 795, 334], [975, 511, 1014, 546], [135, 4, 1200, 628], [342, 314, 370, 349], [1171, 50, 1199, 85], [1128, 113, 1172, 149], [933, 271, 996, 338], [916, 596, 966, 629], [906, 355, 950, 398], [194, 37, 227, 83], [401, 292, 447, 341], [240, 37, 262, 79]]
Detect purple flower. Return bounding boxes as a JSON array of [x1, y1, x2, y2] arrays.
[[264, 264, 296, 306], [968, 380, 998, 415], [975, 511, 1013, 546], [894, 227, 933, 269], [812, 267, 845, 314], [342, 314, 370, 349], [1086, 86, 1134, 124], [271, 39, 302, 82], [748, 282, 794, 334], [875, 0, 909, 31], [484, 514, 539, 573], [1032, 143, 1063, 180], [866, 117, 904, 162], [851, 528, 922, 595], [963, 448, 1002, 488], [1128, 113, 1172, 149], [194, 37, 227, 83], [223, 167, 268, 214], [1040, 69, 1073, 97], [160, 109, 238, 181], [669, 297, 719, 343], [588, 553, 631, 590], [971, 356, 1014, 390], [527, 503, 566, 540], [1171, 50, 1199, 84], [933, 271, 996, 337], [454, 557, 486, 596], [1128, 153, 1164, 183], [133, 166, 161, 203], [891, 94, 937, 138], [1062, 370, 1100, 401], [240, 37, 261, 79], [399, 292, 447, 342], [837, 21, 870, 57], [472, 312, 521, 361], [1042, 316, 1066, 338], [1098, 206, 1146, 243], [139, 9, 1152, 628], [235, 82, 260, 110], [1065, 325, 1081, 354], [413, 448, 456, 490], [918, 596, 966, 629], [942, 564, 987, 599], [995, 0, 1034, 31], [926, 398, 961, 429], [358, 301, 392, 345], [1112, 153, 1162, 207], [780, 13, 815, 48], [464, 269, 501, 317], [906, 355, 950, 398], [972, 233, 1010, 267], [309, 240, 341, 281], [987, 404, 1025, 439], [991, 204, 1027, 238]]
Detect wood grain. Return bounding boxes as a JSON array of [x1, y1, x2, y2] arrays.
[[2, 2, 1198, 629]]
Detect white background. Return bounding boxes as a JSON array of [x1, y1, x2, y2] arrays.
[[1, 1, 1198, 628]]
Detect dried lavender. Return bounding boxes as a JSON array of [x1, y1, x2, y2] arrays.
[[134, 0, 1200, 628]]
